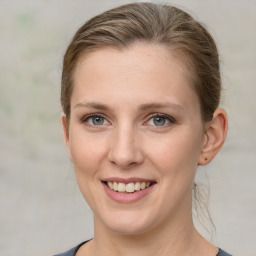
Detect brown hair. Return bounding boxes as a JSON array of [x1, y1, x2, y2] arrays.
[[61, 2, 221, 128]]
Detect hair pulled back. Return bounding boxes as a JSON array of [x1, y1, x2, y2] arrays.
[[61, 2, 221, 125]]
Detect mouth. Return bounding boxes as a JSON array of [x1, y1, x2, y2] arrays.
[[103, 181, 154, 193], [102, 179, 156, 203], [101, 178, 156, 203]]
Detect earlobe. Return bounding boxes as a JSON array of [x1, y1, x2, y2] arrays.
[[61, 114, 73, 161], [198, 108, 228, 165]]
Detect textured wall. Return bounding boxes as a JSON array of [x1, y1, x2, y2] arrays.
[[0, 1, 255, 256]]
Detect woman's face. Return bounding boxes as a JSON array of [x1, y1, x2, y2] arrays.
[[63, 43, 206, 235]]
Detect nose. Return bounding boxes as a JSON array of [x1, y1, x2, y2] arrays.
[[107, 125, 144, 169]]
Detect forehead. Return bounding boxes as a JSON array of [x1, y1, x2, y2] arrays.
[[75, 42, 187, 80], [72, 43, 200, 112]]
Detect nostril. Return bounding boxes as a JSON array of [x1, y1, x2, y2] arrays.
[[107, 147, 144, 168]]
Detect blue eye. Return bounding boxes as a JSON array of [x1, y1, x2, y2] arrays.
[[147, 114, 175, 127], [152, 116, 167, 126], [90, 116, 105, 125], [83, 114, 108, 126]]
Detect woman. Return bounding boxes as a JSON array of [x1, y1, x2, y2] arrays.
[[55, 2, 231, 256]]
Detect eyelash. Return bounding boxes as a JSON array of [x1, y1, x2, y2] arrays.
[[146, 113, 176, 127], [81, 113, 176, 127], [81, 113, 109, 126]]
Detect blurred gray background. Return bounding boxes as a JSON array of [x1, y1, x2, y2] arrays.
[[0, 1, 255, 256]]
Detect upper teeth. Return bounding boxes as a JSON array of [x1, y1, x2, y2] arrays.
[[107, 181, 151, 193]]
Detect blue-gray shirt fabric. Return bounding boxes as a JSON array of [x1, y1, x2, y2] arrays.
[[53, 241, 232, 256]]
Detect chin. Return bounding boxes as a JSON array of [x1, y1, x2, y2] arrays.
[[108, 222, 151, 235], [98, 210, 158, 236]]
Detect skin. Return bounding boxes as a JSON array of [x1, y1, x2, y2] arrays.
[[62, 43, 227, 256]]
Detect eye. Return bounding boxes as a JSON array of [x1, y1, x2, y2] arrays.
[[147, 114, 175, 127], [82, 114, 109, 126]]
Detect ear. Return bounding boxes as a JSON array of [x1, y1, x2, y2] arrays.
[[198, 108, 228, 165], [61, 114, 73, 162]]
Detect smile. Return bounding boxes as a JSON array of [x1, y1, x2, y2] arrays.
[[106, 181, 151, 193], [102, 178, 156, 203]]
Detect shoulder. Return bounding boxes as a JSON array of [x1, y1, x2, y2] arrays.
[[53, 242, 232, 256], [217, 248, 233, 256], [52, 246, 76, 256], [53, 241, 87, 256]]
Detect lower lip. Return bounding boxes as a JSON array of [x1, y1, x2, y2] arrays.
[[103, 182, 155, 203]]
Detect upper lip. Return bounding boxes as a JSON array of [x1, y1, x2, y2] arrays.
[[102, 177, 156, 184]]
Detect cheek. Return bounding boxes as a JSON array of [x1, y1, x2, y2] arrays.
[[145, 128, 203, 178], [69, 128, 107, 176], [68, 129, 108, 206]]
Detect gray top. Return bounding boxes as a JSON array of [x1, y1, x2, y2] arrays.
[[53, 241, 232, 256]]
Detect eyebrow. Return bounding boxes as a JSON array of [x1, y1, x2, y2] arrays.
[[138, 103, 184, 111], [75, 102, 109, 110], [75, 101, 184, 112]]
